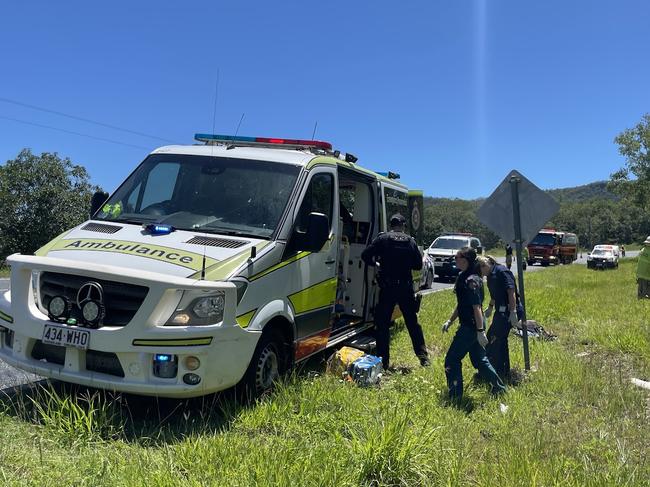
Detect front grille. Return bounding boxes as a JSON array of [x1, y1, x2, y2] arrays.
[[186, 236, 248, 249], [39, 272, 149, 327], [81, 223, 123, 234], [431, 256, 452, 263], [31, 340, 65, 365], [86, 350, 124, 377]]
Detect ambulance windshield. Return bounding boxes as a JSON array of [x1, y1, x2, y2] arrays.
[[96, 154, 301, 238]]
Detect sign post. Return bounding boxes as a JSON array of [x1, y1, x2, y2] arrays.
[[509, 175, 530, 370], [477, 170, 559, 371]]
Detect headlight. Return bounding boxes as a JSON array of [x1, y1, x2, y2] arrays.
[[192, 295, 225, 319], [165, 291, 225, 326]]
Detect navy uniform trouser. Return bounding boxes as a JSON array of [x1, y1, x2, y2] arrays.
[[444, 325, 506, 401], [374, 284, 427, 369], [486, 304, 523, 380]]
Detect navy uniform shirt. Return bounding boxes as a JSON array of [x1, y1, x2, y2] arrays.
[[486, 264, 517, 308], [361, 231, 422, 281], [454, 269, 484, 327]]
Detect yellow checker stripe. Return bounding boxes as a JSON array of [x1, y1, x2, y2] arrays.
[[236, 309, 257, 329], [288, 277, 337, 315], [249, 251, 310, 281], [0, 310, 13, 324], [50, 239, 218, 271], [132, 337, 213, 347]]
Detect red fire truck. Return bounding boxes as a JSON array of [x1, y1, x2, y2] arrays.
[[527, 229, 578, 266]]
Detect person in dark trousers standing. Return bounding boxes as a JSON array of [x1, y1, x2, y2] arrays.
[[505, 244, 513, 270], [362, 213, 430, 369], [441, 247, 506, 403], [478, 255, 523, 381]]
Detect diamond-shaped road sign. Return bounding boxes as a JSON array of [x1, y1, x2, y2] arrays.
[[476, 170, 559, 245]]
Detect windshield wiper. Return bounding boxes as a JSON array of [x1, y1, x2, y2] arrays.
[[105, 215, 157, 225], [193, 225, 270, 240]]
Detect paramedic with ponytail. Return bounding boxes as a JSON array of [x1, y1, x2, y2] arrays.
[[441, 247, 506, 403], [478, 255, 523, 381]]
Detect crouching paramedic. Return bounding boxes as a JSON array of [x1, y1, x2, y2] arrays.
[[478, 255, 523, 381], [361, 213, 430, 369]]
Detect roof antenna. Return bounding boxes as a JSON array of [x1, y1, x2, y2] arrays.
[[199, 68, 220, 280], [311, 121, 318, 140], [234, 112, 245, 137]]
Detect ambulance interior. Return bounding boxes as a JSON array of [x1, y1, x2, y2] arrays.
[[334, 171, 375, 333]]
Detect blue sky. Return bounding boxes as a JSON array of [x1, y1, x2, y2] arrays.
[[1, 1, 649, 199]]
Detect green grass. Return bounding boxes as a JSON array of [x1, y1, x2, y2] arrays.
[[0, 261, 648, 486], [0, 266, 9, 278]]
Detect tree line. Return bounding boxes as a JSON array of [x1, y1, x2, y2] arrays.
[[422, 193, 650, 251]]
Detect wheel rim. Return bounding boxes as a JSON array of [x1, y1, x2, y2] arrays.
[[255, 344, 279, 392]]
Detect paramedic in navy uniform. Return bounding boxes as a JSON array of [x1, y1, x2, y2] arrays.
[[441, 247, 505, 403], [478, 255, 522, 381], [362, 213, 430, 370]]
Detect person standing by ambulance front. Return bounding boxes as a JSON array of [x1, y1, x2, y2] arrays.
[[441, 247, 506, 403], [362, 213, 430, 370]]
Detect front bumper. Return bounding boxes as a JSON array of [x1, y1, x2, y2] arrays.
[[587, 259, 616, 269], [430, 257, 459, 277], [531, 254, 558, 264], [0, 254, 259, 398]]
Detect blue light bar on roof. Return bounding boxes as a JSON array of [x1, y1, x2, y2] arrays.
[[195, 134, 256, 143]]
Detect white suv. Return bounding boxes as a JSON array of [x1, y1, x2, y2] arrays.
[[426, 234, 482, 279]]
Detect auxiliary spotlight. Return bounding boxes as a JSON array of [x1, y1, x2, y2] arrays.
[[81, 300, 105, 328], [47, 295, 72, 323]]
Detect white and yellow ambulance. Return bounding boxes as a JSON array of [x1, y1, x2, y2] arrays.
[[0, 134, 424, 397]]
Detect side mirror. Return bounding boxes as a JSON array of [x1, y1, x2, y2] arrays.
[[90, 191, 110, 218], [295, 212, 330, 252]]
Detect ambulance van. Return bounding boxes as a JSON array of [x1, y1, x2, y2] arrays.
[[0, 134, 424, 398]]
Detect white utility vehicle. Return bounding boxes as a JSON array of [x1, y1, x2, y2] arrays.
[[426, 233, 482, 279], [0, 134, 425, 398]]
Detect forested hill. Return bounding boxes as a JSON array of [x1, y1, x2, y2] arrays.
[[421, 180, 648, 250], [545, 181, 618, 203]]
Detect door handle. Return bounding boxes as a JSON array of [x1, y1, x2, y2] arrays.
[[325, 259, 335, 264]]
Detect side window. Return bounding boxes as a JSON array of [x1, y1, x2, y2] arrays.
[[296, 173, 334, 232], [383, 187, 408, 231], [140, 162, 180, 210], [470, 239, 478, 249]]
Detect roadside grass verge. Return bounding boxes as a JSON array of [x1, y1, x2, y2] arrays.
[[0, 266, 9, 278], [0, 260, 648, 485]]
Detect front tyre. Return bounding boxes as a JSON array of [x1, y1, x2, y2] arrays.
[[239, 330, 288, 400]]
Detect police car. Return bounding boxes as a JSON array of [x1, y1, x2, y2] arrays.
[[426, 233, 482, 279], [0, 134, 426, 398], [587, 244, 619, 269]]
